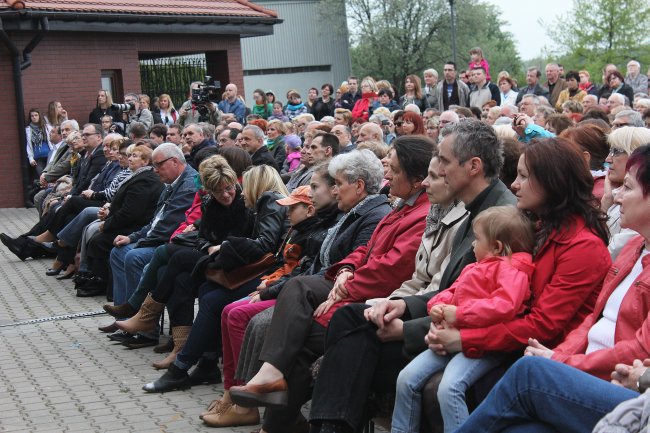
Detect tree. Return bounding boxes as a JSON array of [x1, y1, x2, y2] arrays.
[[319, 0, 521, 91], [543, 0, 650, 77]]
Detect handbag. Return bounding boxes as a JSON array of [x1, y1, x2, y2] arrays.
[[204, 253, 276, 290], [170, 230, 199, 248]]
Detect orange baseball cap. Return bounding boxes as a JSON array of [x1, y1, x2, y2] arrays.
[[276, 185, 313, 207]]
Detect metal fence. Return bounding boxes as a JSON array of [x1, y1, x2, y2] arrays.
[[139, 56, 207, 109]]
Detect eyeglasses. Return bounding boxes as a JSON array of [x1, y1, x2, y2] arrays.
[[609, 147, 627, 157], [153, 156, 174, 168], [612, 122, 630, 128], [212, 184, 236, 196]]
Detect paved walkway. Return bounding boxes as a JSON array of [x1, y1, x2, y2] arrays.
[[0, 208, 259, 433]]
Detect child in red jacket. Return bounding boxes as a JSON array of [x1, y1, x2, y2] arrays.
[[392, 206, 535, 433]]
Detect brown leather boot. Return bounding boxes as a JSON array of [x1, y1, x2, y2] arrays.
[[103, 302, 137, 318], [115, 293, 164, 334], [152, 326, 191, 370]]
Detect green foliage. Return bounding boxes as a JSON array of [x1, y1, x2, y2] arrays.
[[543, 0, 650, 80], [319, 0, 521, 90]]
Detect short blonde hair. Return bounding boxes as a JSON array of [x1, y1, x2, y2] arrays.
[[473, 206, 535, 256], [199, 155, 237, 193], [267, 119, 287, 135], [131, 145, 153, 165], [361, 76, 378, 93], [356, 140, 390, 159], [607, 126, 650, 155], [242, 165, 289, 209]]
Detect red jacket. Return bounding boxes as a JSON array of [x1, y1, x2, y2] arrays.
[[351, 92, 378, 121], [552, 236, 650, 380], [460, 217, 611, 358], [316, 192, 430, 326], [170, 190, 205, 239], [427, 253, 534, 328]]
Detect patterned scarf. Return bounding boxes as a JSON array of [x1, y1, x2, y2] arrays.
[[424, 200, 459, 237]]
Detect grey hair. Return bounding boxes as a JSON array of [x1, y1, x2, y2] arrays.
[[153, 142, 186, 164], [424, 68, 438, 79], [243, 124, 265, 141], [61, 119, 80, 131], [609, 93, 626, 105], [65, 131, 81, 143], [615, 110, 644, 127], [328, 149, 384, 195], [445, 118, 503, 179], [521, 94, 541, 107]]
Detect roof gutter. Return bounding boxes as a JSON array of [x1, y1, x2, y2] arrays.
[[0, 15, 49, 206]]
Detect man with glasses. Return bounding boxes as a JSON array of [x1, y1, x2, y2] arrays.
[[437, 110, 460, 133], [436, 62, 470, 111], [612, 110, 644, 129], [331, 125, 355, 153], [106, 143, 198, 340], [217, 128, 239, 148]]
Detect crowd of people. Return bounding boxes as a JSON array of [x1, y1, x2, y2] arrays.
[[3, 48, 650, 433]]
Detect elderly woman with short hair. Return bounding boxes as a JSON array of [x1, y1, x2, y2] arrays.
[[230, 137, 434, 433], [352, 76, 379, 121]]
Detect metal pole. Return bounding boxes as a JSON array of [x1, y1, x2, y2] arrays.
[[449, 0, 457, 65]]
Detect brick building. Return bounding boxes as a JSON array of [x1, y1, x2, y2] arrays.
[[0, 0, 280, 207]]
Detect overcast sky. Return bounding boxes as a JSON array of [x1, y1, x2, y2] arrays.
[[484, 0, 573, 60]]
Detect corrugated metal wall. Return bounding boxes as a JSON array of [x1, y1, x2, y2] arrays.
[[241, 0, 351, 105]]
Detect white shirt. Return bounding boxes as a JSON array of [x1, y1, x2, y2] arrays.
[[586, 248, 650, 353]]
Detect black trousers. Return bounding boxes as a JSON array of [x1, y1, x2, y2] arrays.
[[156, 247, 206, 326], [258, 275, 331, 433], [86, 228, 135, 280], [309, 303, 409, 432]]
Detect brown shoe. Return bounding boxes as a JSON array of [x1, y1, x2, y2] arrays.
[[98, 322, 118, 333], [202, 404, 260, 428], [115, 293, 164, 334], [229, 378, 289, 408], [199, 399, 225, 420], [103, 302, 137, 318], [152, 326, 191, 370]]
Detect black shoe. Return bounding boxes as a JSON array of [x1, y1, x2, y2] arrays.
[[189, 357, 223, 386], [73, 272, 92, 284], [56, 270, 75, 280], [122, 334, 159, 349], [107, 330, 133, 342], [1, 233, 29, 261], [76, 285, 106, 297], [142, 363, 191, 393], [45, 267, 63, 276]]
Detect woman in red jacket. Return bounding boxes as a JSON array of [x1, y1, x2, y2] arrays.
[[429, 137, 611, 359], [229, 136, 435, 433], [351, 77, 379, 122], [454, 145, 650, 433]]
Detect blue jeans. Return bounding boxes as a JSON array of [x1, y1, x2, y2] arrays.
[[57, 207, 99, 246], [393, 349, 502, 433], [109, 243, 155, 306], [452, 357, 638, 433]]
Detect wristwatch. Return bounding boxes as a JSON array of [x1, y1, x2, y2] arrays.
[[637, 368, 650, 393]]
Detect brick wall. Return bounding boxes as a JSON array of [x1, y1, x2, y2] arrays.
[[0, 31, 241, 208]]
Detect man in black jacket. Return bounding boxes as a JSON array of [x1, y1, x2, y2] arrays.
[[340, 76, 361, 111], [309, 119, 517, 432], [241, 125, 279, 171]]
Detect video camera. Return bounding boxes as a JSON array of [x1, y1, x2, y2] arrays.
[[191, 76, 221, 106]]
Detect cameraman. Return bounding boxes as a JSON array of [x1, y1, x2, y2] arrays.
[[178, 81, 220, 127], [119, 92, 153, 135]]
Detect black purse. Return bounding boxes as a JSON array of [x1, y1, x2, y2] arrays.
[[170, 230, 199, 248]]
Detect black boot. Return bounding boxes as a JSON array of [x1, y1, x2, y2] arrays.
[[188, 357, 222, 385], [0, 233, 30, 261], [142, 363, 191, 393]]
